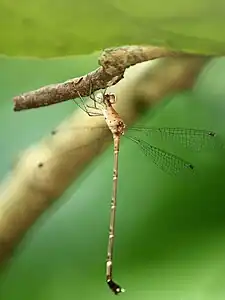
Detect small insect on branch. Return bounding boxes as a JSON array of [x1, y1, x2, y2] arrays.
[[13, 45, 180, 111], [71, 81, 220, 295]]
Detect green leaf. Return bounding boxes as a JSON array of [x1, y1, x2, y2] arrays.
[[1, 0, 225, 58]]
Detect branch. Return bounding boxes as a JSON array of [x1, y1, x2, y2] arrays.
[[13, 46, 180, 111], [1, 55, 210, 264]]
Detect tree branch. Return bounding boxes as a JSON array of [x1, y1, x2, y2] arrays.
[[13, 46, 180, 111]]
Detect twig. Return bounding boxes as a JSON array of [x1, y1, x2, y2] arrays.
[[13, 45, 179, 111]]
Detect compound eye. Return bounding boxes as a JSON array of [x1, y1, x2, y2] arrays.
[[109, 93, 116, 104]]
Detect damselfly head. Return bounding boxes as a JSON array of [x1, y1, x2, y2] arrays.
[[104, 93, 116, 105]]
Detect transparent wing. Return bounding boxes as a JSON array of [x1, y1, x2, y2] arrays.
[[126, 136, 194, 175], [50, 125, 221, 153], [128, 127, 221, 152]]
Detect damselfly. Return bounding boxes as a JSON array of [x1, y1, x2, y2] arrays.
[[39, 88, 219, 295]]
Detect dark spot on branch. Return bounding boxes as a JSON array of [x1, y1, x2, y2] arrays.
[[51, 130, 57, 135]]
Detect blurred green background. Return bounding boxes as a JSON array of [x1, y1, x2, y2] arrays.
[[1, 56, 225, 300]]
